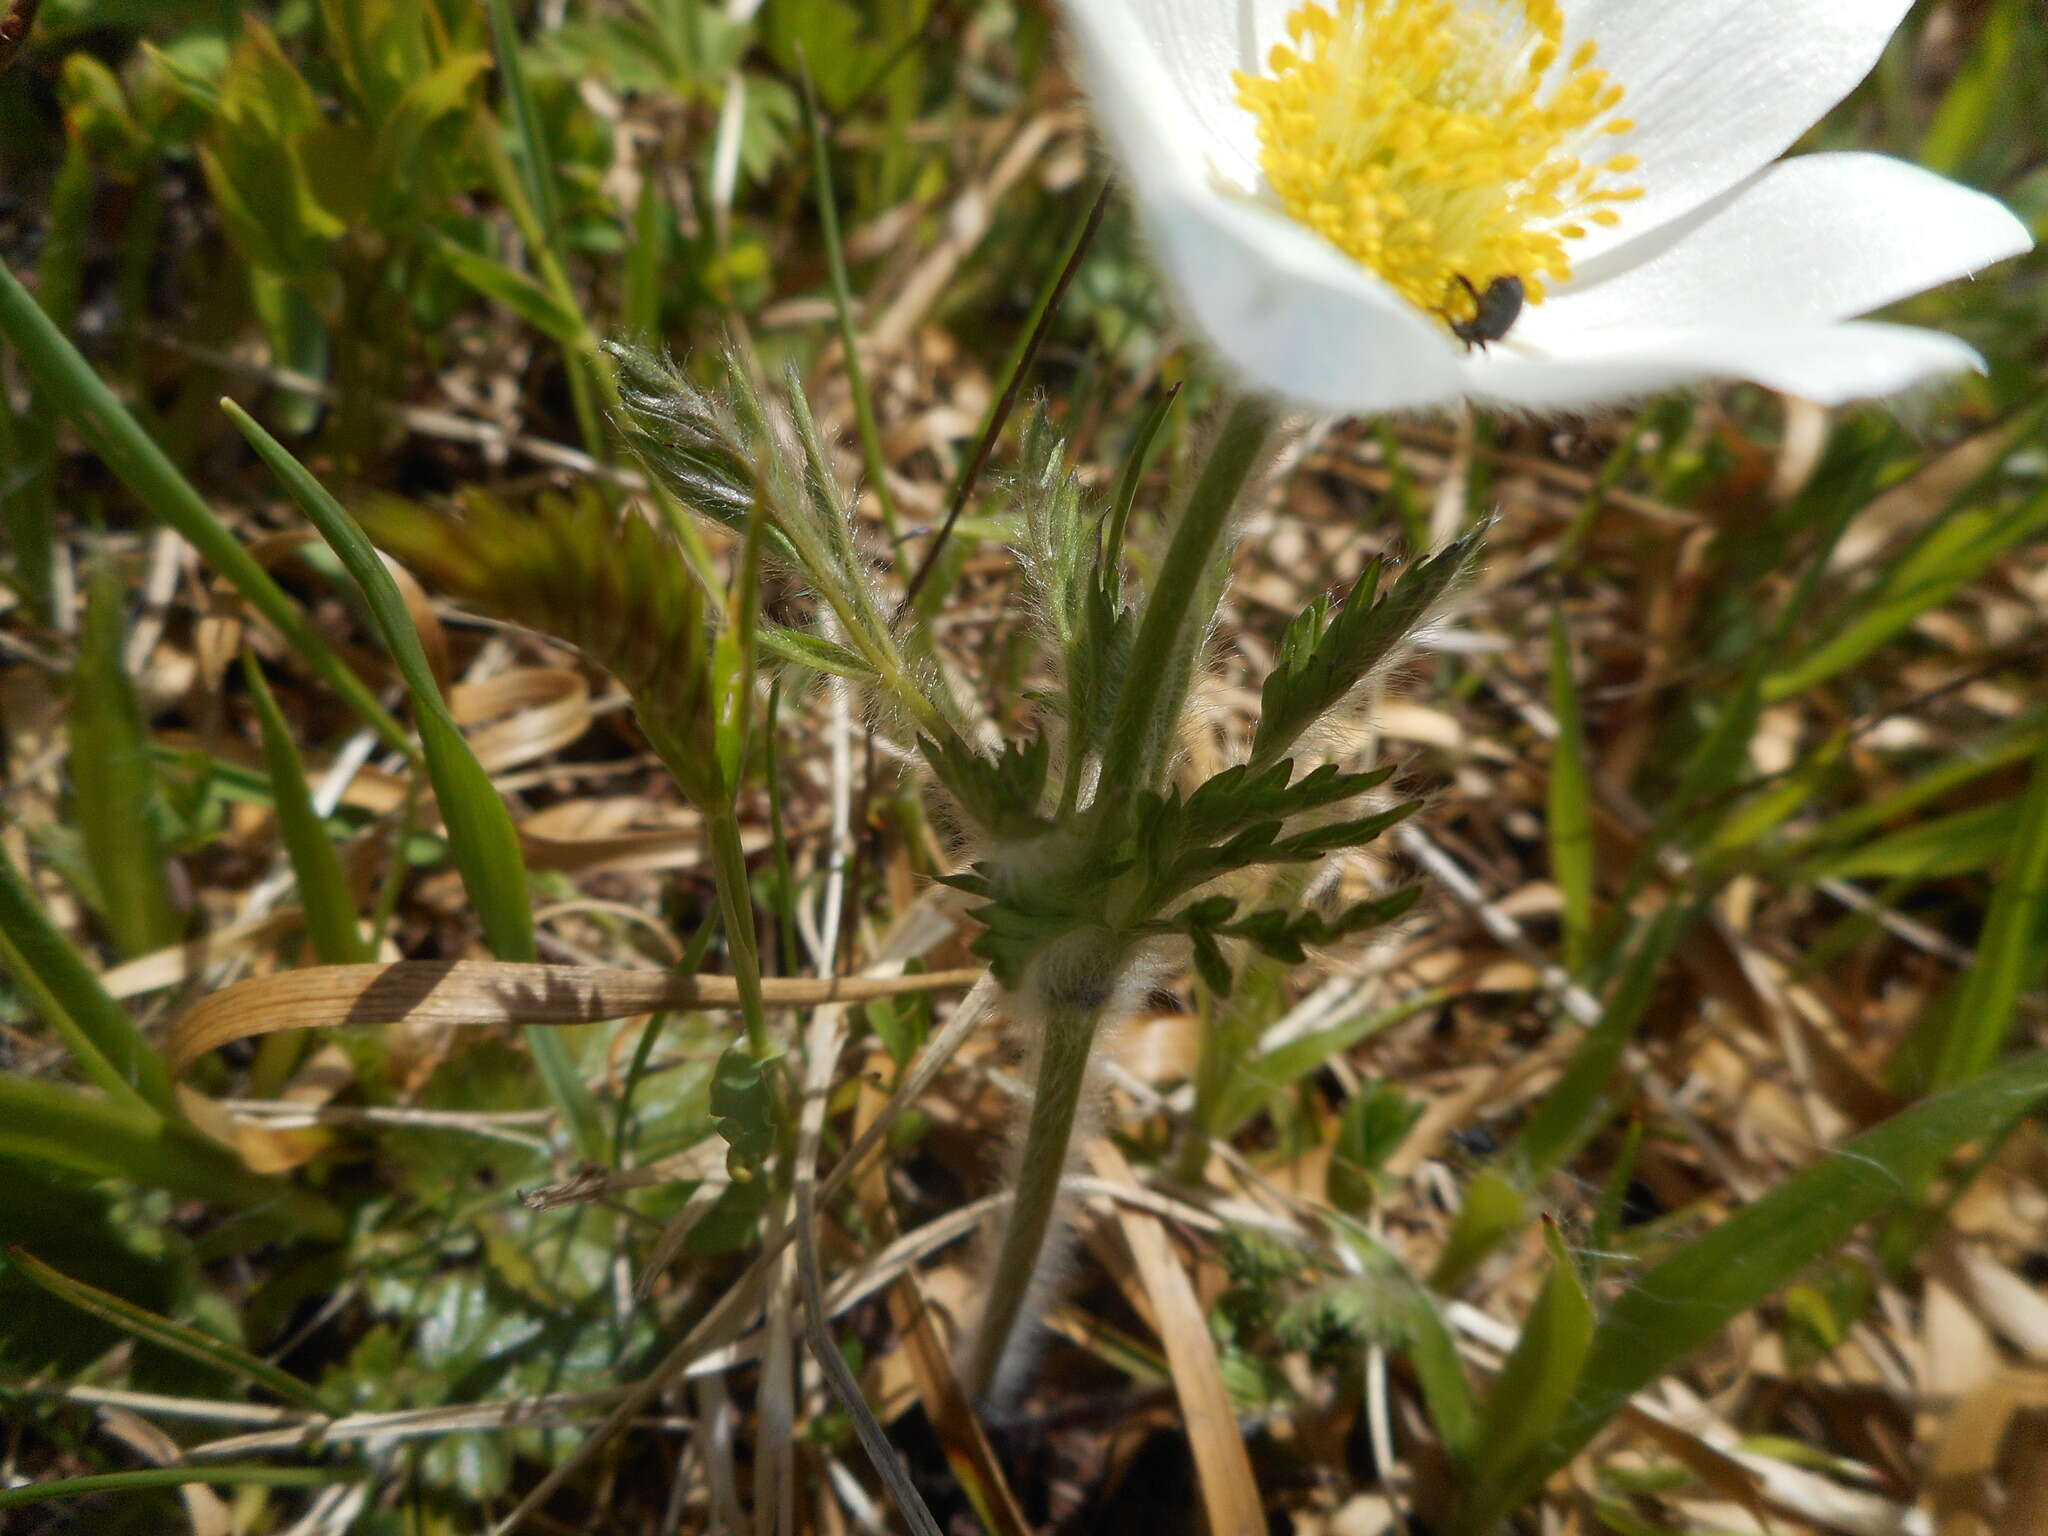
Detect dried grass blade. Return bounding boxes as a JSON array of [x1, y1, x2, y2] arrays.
[[169, 960, 986, 1075], [793, 1000, 945, 1536], [1087, 1140, 1263, 1536]]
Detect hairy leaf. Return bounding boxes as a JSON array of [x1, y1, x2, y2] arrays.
[[1251, 530, 1478, 769]]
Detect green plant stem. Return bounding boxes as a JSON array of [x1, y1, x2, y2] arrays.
[[704, 804, 771, 1060], [1098, 394, 1280, 795], [962, 986, 1106, 1401]]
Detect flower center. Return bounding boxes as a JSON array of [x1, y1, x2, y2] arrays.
[[1235, 0, 1643, 336]]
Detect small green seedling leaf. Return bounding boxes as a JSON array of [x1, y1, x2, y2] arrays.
[[1328, 1084, 1424, 1216], [1431, 1170, 1528, 1295], [710, 1043, 777, 1180]]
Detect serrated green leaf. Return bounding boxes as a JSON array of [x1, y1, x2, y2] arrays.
[[1251, 531, 1476, 770], [1188, 927, 1234, 997], [1332, 1223, 1480, 1465]]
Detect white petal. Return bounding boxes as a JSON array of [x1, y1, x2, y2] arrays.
[[1145, 188, 1469, 413], [1466, 321, 1985, 411], [1058, 0, 1262, 190], [1525, 153, 2032, 342], [1060, 0, 1467, 413], [1561, 0, 1914, 261]]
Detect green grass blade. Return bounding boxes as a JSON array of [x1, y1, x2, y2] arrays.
[[222, 399, 607, 1162], [1587, 1117, 1646, 1262], [6, 1247, 337, 1412], [1488, 1050, 2048, 1518], [1104, 377, 1183, 583], [800, 60, 902, 545], [241, 652, 371, 966], [484, 0, 564, 244], [1516, 906, 1685, 1183], [1917, 0, 2022, 175], [428, 230, 587, 346], [0, 1076, 344, 1240], [0, 255, 404, 750], [0, 347, 56, 625], [1461, 1221, 1594, 1530], [1764, 488, 2048, 703], [1905, 723, 2048, 1092], [1789, 709, 2046, 858], [1545, 610, 1595, 974], [904, 176, 1114, 612], [1800, 800, 2014, 882], [1701, 728, 1848, 861], [72, 563, 182, 957], [0, 839, 172, 1115], [0, 1466, 355, 1513], [623, 175, 667, 339]]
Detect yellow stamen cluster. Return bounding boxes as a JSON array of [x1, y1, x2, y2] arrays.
[[1236, 0, 1643, 332]]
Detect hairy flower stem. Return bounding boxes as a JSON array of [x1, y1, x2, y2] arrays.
[[1097, 393, 1282, 795], [962, 985, 1109, 1402]]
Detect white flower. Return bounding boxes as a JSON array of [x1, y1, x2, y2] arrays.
[[1056, 0, 2034, 413]]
